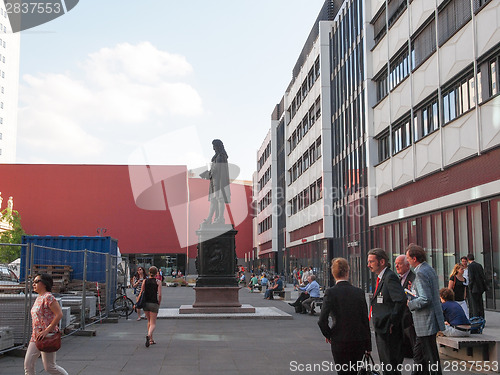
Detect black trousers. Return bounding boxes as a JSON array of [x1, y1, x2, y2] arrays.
[[470, 292, 485, 318], [413, 335, 442, 375], [375, 330, 403, 375], [331, 341, 367, 375]]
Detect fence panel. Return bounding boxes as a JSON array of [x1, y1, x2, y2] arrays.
[[0, 242, 120, 354], [0, 243, 30, 354]]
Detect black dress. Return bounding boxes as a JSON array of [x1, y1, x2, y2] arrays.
[[450, 276, 466, 302]]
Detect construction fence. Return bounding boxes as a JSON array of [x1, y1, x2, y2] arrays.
[[0, 242, 128, 355]]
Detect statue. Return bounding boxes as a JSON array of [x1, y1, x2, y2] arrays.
[[200, 139, 231, 224]]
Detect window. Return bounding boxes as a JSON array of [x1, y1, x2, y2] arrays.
[[0, 133, 2, 140], [392, 116, 411, 154], [491, 59, 498, 96], [388, 0, 407, 28], [315, 97, 321, 119], [378, 131, 390, 162], [314, 58, 320, 80], [310, 182, 317, 203], [317, 178, 323, 199], [372, 6, 387, 45], [411, 17, 436, 70], [309, 144, 316, 165], [297, 124, 302, 142], [374, 68, 388, 102], [389, 46, 410, 90], [473, 0, 492, 12], [303, 151, 310, 171], [316, 137, 322, 159], [414, 96, 439, 141], [442, 71, 475, 124], [438, 0, 472, 47]]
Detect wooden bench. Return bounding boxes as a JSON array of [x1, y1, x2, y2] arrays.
[[437, 333, 500, 367]]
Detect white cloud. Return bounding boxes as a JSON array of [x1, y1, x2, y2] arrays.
[[17, 42, 203, 163]]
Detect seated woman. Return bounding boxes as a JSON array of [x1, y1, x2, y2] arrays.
[[439, 288, 471, 337]]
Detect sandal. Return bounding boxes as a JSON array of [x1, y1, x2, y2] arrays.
[[145, 335, 150, 347], [150, 340, 156, 345]]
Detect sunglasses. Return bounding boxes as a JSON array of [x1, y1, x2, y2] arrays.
[[33, 279, 42, 284]]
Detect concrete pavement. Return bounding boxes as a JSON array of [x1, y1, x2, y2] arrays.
[[0, 286, 497, 374]]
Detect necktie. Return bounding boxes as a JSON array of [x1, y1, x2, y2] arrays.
[[369, 277, 380, 320]]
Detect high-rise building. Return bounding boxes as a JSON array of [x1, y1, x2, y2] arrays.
[[367, 0, 500, 310], [254, 0, 500, 306], [0, 3, 20, 163]]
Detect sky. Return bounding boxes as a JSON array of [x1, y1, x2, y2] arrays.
[[16, 0, 326, 181]]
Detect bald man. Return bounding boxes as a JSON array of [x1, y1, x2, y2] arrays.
[[395, 255, 417, 360]]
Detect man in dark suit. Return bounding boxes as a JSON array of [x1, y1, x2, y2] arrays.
[[368, 248, 406, 375], [319, 258, 371, 375], [467, 254, 488, 318], [395, 255, 416, 359]]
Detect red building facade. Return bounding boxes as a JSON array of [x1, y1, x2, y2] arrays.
[[0, 164, 253, 275]]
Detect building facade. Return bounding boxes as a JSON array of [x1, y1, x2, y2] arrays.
[[367, 0, 500, 310], [0, 3, 20, 163], [254, 0, 500, 312]]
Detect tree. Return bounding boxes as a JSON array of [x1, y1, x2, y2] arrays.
[[0, 209, 25, 263]]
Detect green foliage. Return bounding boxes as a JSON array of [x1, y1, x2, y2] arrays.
[[0, 209, 25, 263]]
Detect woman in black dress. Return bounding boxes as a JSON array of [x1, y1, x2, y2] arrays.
[[139, 266, 162, 347], [448, 263, 469, 318]]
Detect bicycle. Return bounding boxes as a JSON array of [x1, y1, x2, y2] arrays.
[[112, 284, 135, 318]]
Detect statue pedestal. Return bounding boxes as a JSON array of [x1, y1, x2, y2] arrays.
[[179, 223, 255, 314]]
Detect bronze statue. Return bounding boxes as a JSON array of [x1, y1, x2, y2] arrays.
[[200, 139, 231, 224]]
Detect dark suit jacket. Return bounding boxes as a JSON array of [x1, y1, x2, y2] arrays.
[[468, 261, 488, 294], [401, 270, 416, 329], [370, 268, 406, 335], [318, 281, 371, 351]]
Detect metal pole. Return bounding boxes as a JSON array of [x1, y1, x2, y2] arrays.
[[23, 243, 33, 346], [82, 249, 87, 330], [105, 253, 110, 316]]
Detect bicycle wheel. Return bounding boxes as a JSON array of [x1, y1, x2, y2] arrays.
[[113, 296, 134, 317]]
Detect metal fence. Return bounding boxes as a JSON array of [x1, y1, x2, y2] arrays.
[[0, 242, 126, 355]]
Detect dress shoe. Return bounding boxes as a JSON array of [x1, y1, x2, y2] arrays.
[[288, 302, 296, 307]]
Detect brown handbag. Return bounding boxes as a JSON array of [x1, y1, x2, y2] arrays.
[[35, 331, 61, 352]]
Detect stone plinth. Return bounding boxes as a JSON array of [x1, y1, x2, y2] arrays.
[[179, 287, 255, 314], [180, 223, 255, 314]]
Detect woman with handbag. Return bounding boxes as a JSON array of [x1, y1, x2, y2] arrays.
[[24, 273, 68, 375], [140, 266, 162, 347], [448, 264, 469, 318]]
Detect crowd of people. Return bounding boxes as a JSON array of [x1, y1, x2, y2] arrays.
[[23, 249, 489, 374], [318, 244, 489, 375]]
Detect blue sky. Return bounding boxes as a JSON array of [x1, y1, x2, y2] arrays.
[[16, 0, 326, 180]]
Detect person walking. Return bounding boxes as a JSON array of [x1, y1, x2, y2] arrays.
[[132, 266, 147, 321], [140, 266, 162, 347], [467, 254, 488, 318], [406, 244, 445, 375], [367, 248, 406, 375], [395, 254, 417, 359], [448, 264, 469, 318], [24, 274, 68, 375], [318, 258, 371, 375]]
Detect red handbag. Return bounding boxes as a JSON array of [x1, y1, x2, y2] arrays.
[[35, 331, 61, 352]]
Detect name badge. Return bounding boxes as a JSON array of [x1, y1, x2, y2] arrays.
[[377, 295, 383, 304]]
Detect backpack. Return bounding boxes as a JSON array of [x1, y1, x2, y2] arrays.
[[469, 316, 486, 334]]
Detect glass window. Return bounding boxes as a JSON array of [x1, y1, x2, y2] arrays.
[[373, 6, 387, 44], [438, 0, 472, 47], [469, 204, 484, 266], [411, 17, 436, 70]]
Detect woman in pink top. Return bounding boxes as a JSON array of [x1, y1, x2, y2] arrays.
[[24, 273, 67, 375]]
